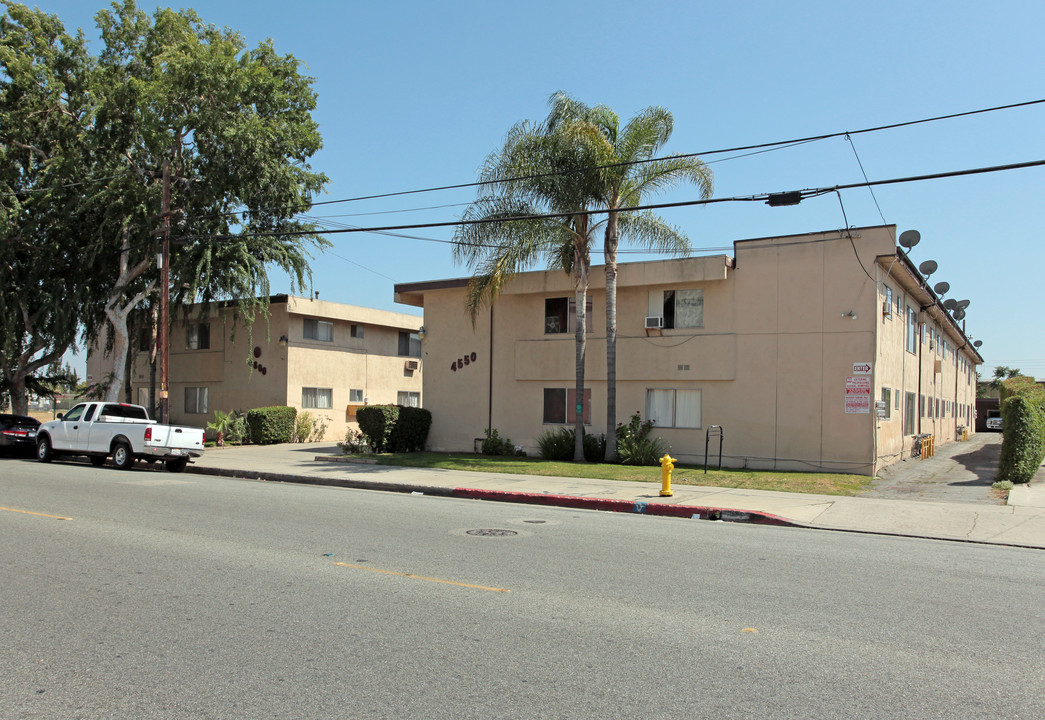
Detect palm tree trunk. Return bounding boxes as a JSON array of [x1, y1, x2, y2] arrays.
[[604, 210, 619, 462], [572, 224, 589, 462]]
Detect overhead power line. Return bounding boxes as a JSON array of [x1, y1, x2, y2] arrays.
[[180, 158, 1045, 244], [186, 97, 1045, 222]]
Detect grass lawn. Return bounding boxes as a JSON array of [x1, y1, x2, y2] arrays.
[[368, 452, 872, 496]]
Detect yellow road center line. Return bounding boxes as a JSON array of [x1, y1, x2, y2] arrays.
[[334, 562, 510, 593], [0, 506, 72, 520]]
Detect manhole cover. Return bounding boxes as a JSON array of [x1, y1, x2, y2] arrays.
[[466, 528, 518, 537]]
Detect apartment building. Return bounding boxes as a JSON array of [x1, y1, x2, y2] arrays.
[[87, 294, 423, 441], [394, 225, 981, 474]]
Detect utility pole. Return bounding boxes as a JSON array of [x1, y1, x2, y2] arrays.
[[159, 158, 171, 424]]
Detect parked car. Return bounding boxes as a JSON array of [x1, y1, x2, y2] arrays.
[[0, 413, 41, 456], [986, 410, 1003, 432], [36, 402, 205, 472]]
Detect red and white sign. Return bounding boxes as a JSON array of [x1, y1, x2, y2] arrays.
[[852, 362, 873, 374], [845, 376, 871, 414]]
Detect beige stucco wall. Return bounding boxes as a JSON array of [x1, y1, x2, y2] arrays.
[[93, 295, 422, 441], [398, 225, 982, 474]]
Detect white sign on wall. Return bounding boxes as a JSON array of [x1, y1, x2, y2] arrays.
[[845, 376, 872, 414], [852, 362, 873, 375]]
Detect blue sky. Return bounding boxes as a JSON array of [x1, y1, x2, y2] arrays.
[[34, 0, 1045, 380]]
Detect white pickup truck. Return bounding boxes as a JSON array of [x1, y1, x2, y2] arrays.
[[36, 402, 205, 472]]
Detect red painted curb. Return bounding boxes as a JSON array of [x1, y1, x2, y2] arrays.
[[451, 487, 799, 527]]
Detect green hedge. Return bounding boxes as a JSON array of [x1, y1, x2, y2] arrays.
[[246, 405, 297, 445], [997, 378, 1045, 483], [356, 405, 399, 453], [357, 405, 432, 453], [388, 406, 432, 452]]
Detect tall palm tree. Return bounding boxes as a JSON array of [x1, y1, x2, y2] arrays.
[[453, 119, 607, 461], [545, 93, 714, 461]]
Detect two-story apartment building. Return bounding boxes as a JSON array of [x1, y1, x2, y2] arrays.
[[87, 294, 423, 441], [393, 225, 981, 474]]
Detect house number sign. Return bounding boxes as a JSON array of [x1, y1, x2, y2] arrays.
[[451, 352, 477, 372]]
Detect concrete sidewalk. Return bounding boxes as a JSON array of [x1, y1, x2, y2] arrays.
[[187, 443, 1045, 550]]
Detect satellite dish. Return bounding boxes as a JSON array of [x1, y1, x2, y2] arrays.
[[943, 298, 958, 310], [955, 299, 971, 310], [918, 260, 938, 277], [898, 230, 921, 249], [933, 281, 950, 295], [973, 340, 983, 348], [953, 309, 966, 321]]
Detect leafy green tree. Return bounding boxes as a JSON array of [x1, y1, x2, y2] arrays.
[[544, 93, 713, 460], [453, 114, 606, 461], [0, 2, 95, 414], [85, 0, 328, 401], [990, 366, 1023, 393]]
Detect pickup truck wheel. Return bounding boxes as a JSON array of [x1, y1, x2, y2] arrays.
[[36, 436, 53, 463], [89, 455, 106, 467], [165, 457, 189, 473], [112, 442, 134, 470]]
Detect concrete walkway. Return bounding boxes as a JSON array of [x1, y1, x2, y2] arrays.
[[186, 442, 1045, 550]]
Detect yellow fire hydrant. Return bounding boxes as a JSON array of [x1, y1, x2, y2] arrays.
[[659, 454, 677, 497]]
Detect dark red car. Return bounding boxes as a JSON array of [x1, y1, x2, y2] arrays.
[[0, 413, 41, 456]]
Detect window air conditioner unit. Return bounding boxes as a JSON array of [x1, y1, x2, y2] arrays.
[[882, 301, 891, 317], [405, 359, 420, 371], [645, 316, 664, 329]]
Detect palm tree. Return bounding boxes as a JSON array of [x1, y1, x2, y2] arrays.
[[453, 119, 606, 461], [545, 93, 714, 461]]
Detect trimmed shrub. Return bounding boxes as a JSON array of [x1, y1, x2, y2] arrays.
[[356, 405, 399, 453], [481, 428, 524, 456], [537, 426, 574, 461], [997, 379, 1045, 483], [389, 406, 432, 452], [246, 406, 297, 445], [616, 411, 670, 466], [536, 426, 606, 462]]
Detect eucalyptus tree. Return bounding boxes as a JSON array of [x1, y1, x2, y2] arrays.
[[453, 119, 608, 461], [545, 93, 713, 461], [0, 2, 95, 414], [84, 0, 328, 402]]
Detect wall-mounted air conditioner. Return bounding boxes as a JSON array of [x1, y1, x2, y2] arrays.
[[882, 301, 892, 317], [645, 316, 664, 329], [405, 360, 420, 371]]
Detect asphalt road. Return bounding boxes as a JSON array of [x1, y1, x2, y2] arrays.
[[3, 458, 1044, 719]]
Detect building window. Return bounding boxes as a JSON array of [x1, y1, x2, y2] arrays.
[[302, 387, 332, 409], [139, 327, 153, 352], [349, 389, 363, 403], [881, 388, 892, 419], [351, 324, 364, 338], [904, 392, 916, 435], [648, 289, 703, 329], [905, 306, 917, 354], [884, 286, 893, 318], [398, 331, 422, 358], [545, 297, 593, 334], [303, 318, 333, 342], [186, 323, 210, 350], [646, 388, 702, 429], [397, 391, 420, 407], [185, 387, 209, 414], [542, 388, 591, 424], [137, 387, 152, 409]]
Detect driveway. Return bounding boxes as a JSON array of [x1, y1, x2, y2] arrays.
[[862, 432, 1004, 504]]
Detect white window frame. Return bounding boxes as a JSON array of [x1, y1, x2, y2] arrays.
[[302, 387, 333, 409], [185, 387, 209, 414], [645, 388, 702, 429], [397, 391, 420, 408], [349, 389, 364, 403], [186, 323, 210, 350], [303, 318, 333, 342], [648, 289, 704, 329]]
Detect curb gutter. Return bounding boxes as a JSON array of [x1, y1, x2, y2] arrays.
[[186, 465, 800, 527]]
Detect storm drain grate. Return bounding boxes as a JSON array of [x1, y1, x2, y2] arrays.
[[466, 528, 519, 537]]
